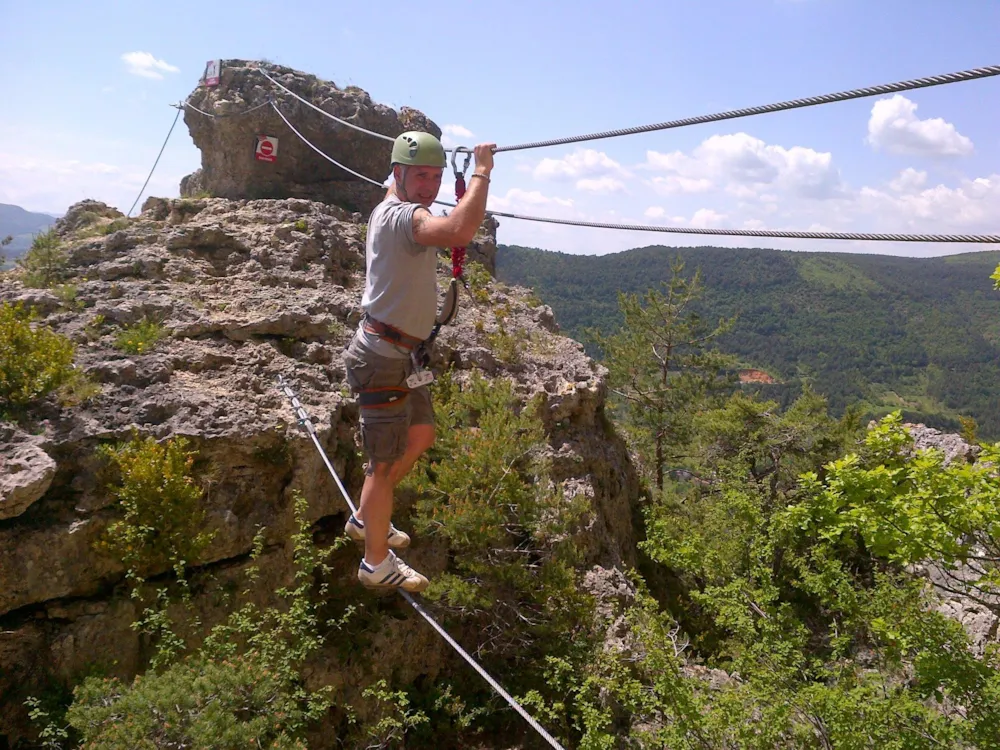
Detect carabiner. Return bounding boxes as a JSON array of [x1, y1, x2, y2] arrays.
[[450, 146, 473, 179]]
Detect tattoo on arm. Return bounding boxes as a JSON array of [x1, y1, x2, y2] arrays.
[[413, 210, 430, 235]]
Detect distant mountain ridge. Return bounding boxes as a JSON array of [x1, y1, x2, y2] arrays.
[[496, 244, 1000, 439], [0, 203, 59, 261]]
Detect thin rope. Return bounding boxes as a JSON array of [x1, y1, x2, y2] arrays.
[[259, 68, 396, 143], [181, 98, 272, 119], [495, 64, 1000, 153], [264, 105, 1000, 245], [271, 101, 387, 186], [275, 377, 567, 750], [127, 106, 181, 217]]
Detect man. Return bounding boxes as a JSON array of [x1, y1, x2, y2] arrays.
[[343, 131, 495, 593]]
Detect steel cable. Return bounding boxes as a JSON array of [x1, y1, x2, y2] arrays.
[[275, 377, 566, 750], [127, 106, 181, 217], [480, 211, 1000, 244], [259, 68, 396, 143], [270, 102, 387, 187], [182, 98, 272, 119], [494, 64, 1000, 152], [272, 104, 1000, 245]]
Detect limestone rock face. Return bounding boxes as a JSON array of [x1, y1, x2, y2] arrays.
[[181, 60, 441, 215], [0, 427, 56, 520], [0, 195, 640, 743]]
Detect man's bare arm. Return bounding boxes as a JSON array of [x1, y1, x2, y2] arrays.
[[412, 143, 494, 247]]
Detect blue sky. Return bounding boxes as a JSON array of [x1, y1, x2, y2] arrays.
[[2, 0, 999, 257]]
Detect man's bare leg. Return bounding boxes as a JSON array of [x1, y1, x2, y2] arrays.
[[359, 462, 393, 566], [389, 424, 435, 486], [357, 424, 435, 565]]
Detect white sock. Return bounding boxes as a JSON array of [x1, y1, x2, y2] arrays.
[[366, 551, 395, 571]]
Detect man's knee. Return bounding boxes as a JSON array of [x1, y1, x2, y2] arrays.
[[366, 460, 396, 480], [411, 424, 436, 455]]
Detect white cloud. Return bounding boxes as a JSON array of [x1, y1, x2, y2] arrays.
[[649, 175, 713, 194], [533, 148, 629, 181], [690, 208, 726, 228], [889, 168, 927, 193], [644, 132, 843, 200], [0, 150, 183, 215], [488, 188, 574, 212], [121, 51, 180, 80], [857, 174, 1000, 227], [866, 95, 973, 157], [642, 206, 687, 224], [576, 176, 626, 193], [441, 124, 474, 149]]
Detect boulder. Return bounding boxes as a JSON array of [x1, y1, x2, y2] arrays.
[[181, 60, 441, 215]]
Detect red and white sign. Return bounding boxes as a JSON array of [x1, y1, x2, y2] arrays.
[[203, 59, 221, 87], [255, 135, 279, 163]]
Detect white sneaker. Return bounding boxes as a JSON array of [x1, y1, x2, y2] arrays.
[[357, 551, 429, 593], [345, 514, 411, 550]]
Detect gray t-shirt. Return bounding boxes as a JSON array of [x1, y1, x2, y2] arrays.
[[358, 195, 439, 359]]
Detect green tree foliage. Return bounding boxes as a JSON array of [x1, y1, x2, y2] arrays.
[[405, 370, 592, 656], [97, 431, 215, 587], [0, 300, 76, 412], [18, 228, 68, 288], [547, 390, 1000, 748], [786, 412, 1000, 609], [63, 492, 340, 749], [589, 259, 737, 492], [497, 244, 1000, 439], [1, 233, 12, 266]]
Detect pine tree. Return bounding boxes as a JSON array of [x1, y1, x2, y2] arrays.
[[591, 258, 738, 492]]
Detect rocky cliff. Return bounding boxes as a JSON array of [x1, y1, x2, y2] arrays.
[[181, 60, 440, 215], [0, 196, 641, 745]]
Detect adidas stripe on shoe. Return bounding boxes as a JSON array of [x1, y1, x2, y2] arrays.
[[345, 514, 411, 549], [357, 551, 429, 593]]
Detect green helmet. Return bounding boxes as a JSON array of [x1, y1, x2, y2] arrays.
[[390, 131, 446, 169]]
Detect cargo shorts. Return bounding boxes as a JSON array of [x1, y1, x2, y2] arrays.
[[343, 334, 434, 473]]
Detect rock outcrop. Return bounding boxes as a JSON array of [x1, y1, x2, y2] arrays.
[[0, 197, 641, 744], [181, 60, 441, 215], [904, 423, 998, 658]]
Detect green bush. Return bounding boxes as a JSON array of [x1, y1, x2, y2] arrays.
[[17, 228, 67, 288], [64, 492, 341, 749], [0, 301, 76, 411], [614, 395, 1000, 749], [97, 431, 215, 586], [114, 318, 166, 354], [100, 217, 130, 235]]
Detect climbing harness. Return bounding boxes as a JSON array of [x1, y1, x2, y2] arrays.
[[275, 376, 567, 750]]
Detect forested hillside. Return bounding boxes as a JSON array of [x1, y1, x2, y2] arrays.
[[496, 244, 1000, 439]]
